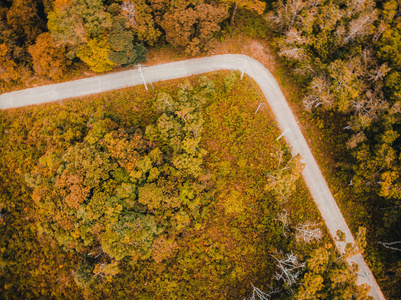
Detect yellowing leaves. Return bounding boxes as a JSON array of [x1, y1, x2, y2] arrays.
[[77, 37, 115, 73]]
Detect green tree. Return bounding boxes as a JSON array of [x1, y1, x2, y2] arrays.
[[48, 0, 113, 59], [107, 18, 147, 67], [101, 210, 161, 261]]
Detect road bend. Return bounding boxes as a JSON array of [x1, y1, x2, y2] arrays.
[[0, 54, 385, 299]]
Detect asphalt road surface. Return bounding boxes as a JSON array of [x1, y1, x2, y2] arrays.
[[0, 54, 385, 299]]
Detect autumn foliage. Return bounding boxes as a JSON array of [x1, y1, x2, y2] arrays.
[[0, 73, 369, 299]]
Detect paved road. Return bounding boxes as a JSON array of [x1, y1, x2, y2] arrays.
[[0, 54, 385, 299]]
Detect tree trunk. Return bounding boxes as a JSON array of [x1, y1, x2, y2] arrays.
[[230, 2, 238, 25]]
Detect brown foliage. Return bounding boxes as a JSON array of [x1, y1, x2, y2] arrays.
[[0, 43, 18, 84], [56, 173, 90, 209], [6, 0, 44, 43], [152, 235, 178, 263], [28, 33, 70, 80], [161, 3, 227, 55]]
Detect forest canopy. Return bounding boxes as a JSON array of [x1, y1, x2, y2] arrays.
[[0, 0, 266, 91], [0, 73, 370, 299], [2, 0, 401, 297]]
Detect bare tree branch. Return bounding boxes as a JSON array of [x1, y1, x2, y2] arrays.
[[379, 241, 401, 252], [275, 209, 289, 237], [244, 283, 280, 300], [295, 221, 323, 243], [271, 252, 305, 286]]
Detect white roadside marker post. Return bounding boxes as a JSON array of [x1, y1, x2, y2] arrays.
[[139, 65, 148, 91], [276, 128, 290, 141], [241, 57, 250, 80]]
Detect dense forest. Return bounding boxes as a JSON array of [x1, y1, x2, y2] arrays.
[[0, 71, 370, 298], [1, 0, 401, 298]]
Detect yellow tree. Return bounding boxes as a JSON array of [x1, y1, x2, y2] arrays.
[[77, 36, 115, 72]]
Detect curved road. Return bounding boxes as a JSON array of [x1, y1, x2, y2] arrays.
[[0, 54, 385, 299]]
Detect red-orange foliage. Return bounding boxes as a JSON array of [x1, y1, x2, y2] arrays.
[[28, 32, 70, 80]]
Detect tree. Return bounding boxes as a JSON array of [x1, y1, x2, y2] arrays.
[[48, 0, 88, 55], [0, 43, 19, 85], [74, 256, 95, 289], [161, 3, 227, 55], [218, 0, 266, 24], [271, 252, 305, 286], [101, 211, 161, 261], [151, 235, 178, 263], [302, 74, 333, 111], [6, 0, 44, 43], [93, 261, 120, 281], [48, 0, 113, 58], [265, 154, 303, 203], [294, 243, 372, 299], [77, 36, 115, 72], [120, 0, 162, 45], [328, 58, 365, 112], [28, 33, 70, 80], [107, 18, 147, 67], [295, 221, 323, 243], [137, 182, 165, 212]]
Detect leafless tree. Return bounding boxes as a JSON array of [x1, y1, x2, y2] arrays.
[[275, 209, 289, 237], [295, 221, 323, 243], [265, 0, 306, 32], [94, 263, 107, 278], [244, 283, 280, 300], [342, 12, 378, 45], [373, 22, 387, 42], [278, 47, 306, 61], [302, 95, 321, 111], [303, 75, 333, 111], [346, 0, 375, 15], [335, 24, 346, 41], [287, 0, 307, 31], [121, 1, 136, 27], [271, 252, 305, 286], [368, 63, 391, 82], [346, 132, 366, 149], [351, 90, 389, 120], [379, 241, 401, 252], [284, 28, 308, 45]]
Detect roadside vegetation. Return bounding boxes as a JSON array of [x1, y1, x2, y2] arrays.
[[0, 72, 369, 298], [1, 0, 401, 298]]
